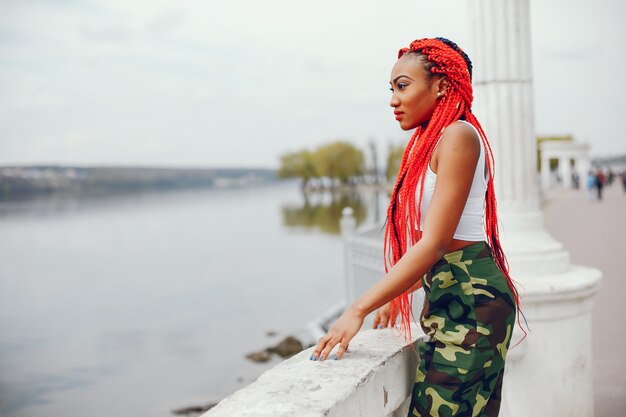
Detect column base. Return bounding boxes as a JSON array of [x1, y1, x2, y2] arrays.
[[502, 264, 602, 417], [498, 209, 571, 276]]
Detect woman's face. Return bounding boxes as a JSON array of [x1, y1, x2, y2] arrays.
[[389, 54, 443, 130]]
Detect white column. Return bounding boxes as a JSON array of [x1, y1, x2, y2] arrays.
[[470, 0, 538, 211], [562, 156, 573, 188], [540, 153, 551, 191], [470, 0, 569, 276], [469, 1, 602, 416], [557, 156, 564, 186], [577, 144, 592, 180], [578, 157, 591, 179]]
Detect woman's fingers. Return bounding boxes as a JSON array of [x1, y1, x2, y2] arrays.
[[309, 307, 364, 361], [310, 334, 348, 361], [319, 336, 340, 361], [373, 311, 389, 329], [335, 340, 349, 360], [310, 334, 330, 361], [372, 313, 380, 329], [377, 315, 387, 329]]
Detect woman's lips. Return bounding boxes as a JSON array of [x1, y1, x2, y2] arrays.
[[395, 112, 403, 121]]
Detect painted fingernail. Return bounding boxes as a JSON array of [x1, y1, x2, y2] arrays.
[[333, 354, 338, 360], [378, 324, 383, 329]]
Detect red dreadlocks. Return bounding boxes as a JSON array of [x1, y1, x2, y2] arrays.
[[384, 37, 526, 345]]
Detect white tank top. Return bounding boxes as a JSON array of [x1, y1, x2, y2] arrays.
[[415, 120, 489, 241]]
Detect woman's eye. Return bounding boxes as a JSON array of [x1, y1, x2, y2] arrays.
[[390, 83, 407, 92]]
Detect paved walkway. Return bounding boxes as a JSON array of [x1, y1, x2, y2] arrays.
[[542, 183, 626, 417]]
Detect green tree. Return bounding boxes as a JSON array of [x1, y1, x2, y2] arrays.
[[386, 143, 406, 181], [278, 150, 317, 189], [312, 141, 364, 185]]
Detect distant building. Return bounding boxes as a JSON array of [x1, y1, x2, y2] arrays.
[[539, 137, 591, 190]]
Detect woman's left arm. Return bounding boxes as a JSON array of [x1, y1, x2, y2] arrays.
[[310, 122, 481, 361]]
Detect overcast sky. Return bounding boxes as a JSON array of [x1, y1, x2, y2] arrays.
[[1, 0, 624, 169]]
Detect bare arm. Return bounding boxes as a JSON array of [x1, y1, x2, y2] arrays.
[[351, 121, 481, 318], [311, 121, 480, 360]]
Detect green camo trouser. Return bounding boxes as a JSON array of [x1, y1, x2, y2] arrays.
[[407, 241, 516, 417]]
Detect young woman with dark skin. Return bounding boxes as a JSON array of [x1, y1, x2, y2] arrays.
[[309, 38, 520, 417], [310, 51, 484, 363]]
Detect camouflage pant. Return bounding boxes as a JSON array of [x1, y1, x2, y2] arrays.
[[407, 241, 516, 417]]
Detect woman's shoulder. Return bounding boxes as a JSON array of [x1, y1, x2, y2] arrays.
[[438, 120, 481, 158]]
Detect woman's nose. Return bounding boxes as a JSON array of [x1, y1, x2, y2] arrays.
[[389, 94, 399, 107]]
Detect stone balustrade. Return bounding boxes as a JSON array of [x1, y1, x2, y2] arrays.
[[202, 324, 425, 417]]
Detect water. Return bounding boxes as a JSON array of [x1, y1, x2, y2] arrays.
[[0, 180, 387, 417]]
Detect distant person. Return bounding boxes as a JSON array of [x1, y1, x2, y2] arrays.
[[571, 171, 580, 189], [310, 38, 522, 417], [586, 171, 596, 201], [607, 168, 615, 186], [595, 169, 606, 201]]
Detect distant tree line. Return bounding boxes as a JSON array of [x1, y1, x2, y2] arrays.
[[0, 166, 277, 201], [280, 133, 610, 191], [278, 141, 364, 189], [278, 140, 407, 189]]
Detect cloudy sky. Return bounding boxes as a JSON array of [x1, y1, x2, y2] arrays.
[[0, 0, 624, 169]]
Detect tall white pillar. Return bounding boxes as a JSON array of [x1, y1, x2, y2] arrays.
[[540, 153, 551, 191], [560, 156, 572, 188], [579, 157, 591, 179], [469, 1, 602, 416]]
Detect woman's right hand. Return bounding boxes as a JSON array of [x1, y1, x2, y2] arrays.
[[372, 302, 398, 329]]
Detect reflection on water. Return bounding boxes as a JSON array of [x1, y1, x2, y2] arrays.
[[282, 189, 386, 234], [0, 181, 391, 417], [0, 186, 262, 219], [281, 189, 368, 234], [3, 366, 110, 416]]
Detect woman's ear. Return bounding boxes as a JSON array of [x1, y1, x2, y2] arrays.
[[437, 77, 449, 97]]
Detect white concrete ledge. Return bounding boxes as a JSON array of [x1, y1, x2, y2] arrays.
[[202, 324, 424, 417]]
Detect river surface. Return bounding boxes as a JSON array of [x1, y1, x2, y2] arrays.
[[0, 180, 388, 417]]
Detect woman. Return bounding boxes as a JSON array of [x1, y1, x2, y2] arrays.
[[309, 37, 524, 417], [587, 170, 596, 200]]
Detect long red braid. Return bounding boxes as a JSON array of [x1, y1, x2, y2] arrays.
[[383, 37, 526, 345]]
